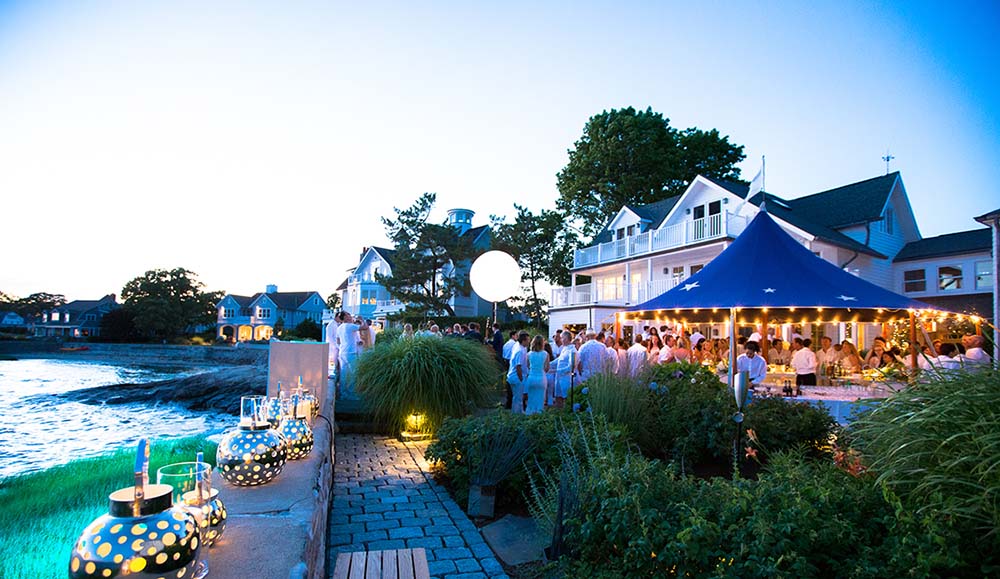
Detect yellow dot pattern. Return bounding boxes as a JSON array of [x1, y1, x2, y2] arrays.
[[217, 428, 288, 486]]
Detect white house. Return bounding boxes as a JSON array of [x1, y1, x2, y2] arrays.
[[216, 285, 326, 342], [337, 208, 493, 320], [549, 172, 994, 349]]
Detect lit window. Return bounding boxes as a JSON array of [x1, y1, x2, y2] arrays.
[[903, 269, 925, 293], [938, 266, 962, 292], [976, 260, 993, 290], [672, 266, 685, 284]]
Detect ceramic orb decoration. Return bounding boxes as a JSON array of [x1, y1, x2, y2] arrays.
[[184, 488, 227, 547], [69, 484, 201, 579], [278, 415, 314, 461], [216, 424, 288, 486]]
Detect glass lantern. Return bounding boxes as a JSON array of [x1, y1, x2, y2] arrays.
[[265, 384, 285, 429], [217, 396, 287, 486], [69, 440, 201, 579], [156, 460, 212, 578], [279, 394, 314, 461]]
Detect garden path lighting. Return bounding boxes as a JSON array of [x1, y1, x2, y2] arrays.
[[69, 439, 202, 579], [217, 396, 288, 486]]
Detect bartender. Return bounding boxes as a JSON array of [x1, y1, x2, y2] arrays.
[[736, 341, 767, 387]]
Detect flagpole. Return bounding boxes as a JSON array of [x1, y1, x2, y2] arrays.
[[761, 155, 765, 194]]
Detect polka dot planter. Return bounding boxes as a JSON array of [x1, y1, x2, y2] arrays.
[[216, 424, 287, 486]]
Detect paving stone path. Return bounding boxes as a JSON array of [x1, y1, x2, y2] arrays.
[[327, 435, 508, 579]]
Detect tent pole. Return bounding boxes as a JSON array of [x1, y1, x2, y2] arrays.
[[908, 311, 918, 370], [728, 308, 737, 390], [761, 315, 769, 363]]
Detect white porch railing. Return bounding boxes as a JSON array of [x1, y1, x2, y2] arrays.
[[550, 277, 681, 308], [573, 211, 749, 269]]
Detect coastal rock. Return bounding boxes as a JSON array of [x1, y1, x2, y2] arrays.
[[57, 366, 266, 415]]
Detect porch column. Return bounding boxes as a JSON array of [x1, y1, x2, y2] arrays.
[[624, 262, 631, 305], [570, 273, 577, 306]]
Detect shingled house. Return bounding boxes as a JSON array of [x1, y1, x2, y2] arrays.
[[216, 285, 325, 342]]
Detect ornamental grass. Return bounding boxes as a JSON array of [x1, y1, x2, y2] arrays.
[[356, 336, 499, 434]]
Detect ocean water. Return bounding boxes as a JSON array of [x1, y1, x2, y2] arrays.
[[0, 359, 232, 479]]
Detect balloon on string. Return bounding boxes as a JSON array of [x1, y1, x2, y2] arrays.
[[470, 251, 521, 303]]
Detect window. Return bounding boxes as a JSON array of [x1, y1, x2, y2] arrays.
[[64, 313, 70, 323], [938, 266, 962, 291], [708, 200, 722, 216], [884, 208, 895, 235], [693, 205, 705, 220], [223, 308, 235, 318], [903, 269, 925, 293], [240, 308, 250, 317], [671, 266, 685, 284], [257, 308, 272, 318], [976, 260, 993, 290], [85, 314, 96, 322], [690, 264, 704, 275], [616, 227, 625, 240], [626, 225, 635, 236]]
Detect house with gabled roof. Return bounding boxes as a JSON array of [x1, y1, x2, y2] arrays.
[[550, 172, 994, 350], [216, 285, 325, 342], [34, 294, 119, 338], [337, 208, 493, 320]]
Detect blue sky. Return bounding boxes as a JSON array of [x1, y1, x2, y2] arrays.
[[1, 1, 997, 299]]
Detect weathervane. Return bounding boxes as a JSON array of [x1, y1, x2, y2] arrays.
[[882, 149, 895, 174]]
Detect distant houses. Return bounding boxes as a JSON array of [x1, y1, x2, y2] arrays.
[[336, 208, 493, 320], [215, 285, 325, 342], [34, 294, 119, 338], [0, 310, 25, 328]]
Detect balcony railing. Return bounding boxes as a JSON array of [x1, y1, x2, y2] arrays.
[[550, 277, 681, 308], [348, 274, 385, 284], [374, 299, 406, 315], [573, 211, 747, 269]]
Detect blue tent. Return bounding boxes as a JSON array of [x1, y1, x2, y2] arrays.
[[626, 209, 941, 322]]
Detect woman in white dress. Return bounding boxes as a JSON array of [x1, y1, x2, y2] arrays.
[[525, 335, 550, 415], [554, 332, 578, 408]]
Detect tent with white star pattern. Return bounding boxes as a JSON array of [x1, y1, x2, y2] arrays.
[[625, 209, 942, 323]]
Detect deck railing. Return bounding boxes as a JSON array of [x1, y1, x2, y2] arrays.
[[550, 277, 681, 308]]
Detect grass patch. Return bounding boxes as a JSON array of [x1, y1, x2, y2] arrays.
[[0, 436, 217, 579]]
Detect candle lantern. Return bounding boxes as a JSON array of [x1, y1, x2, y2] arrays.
[[217, 396, 287, 486], [69, 440, 202, 579], [278, 394, 314, 460], [265, 384, 285, 429]]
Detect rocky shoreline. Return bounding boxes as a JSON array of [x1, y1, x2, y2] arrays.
[[55, 365, 266, 415]]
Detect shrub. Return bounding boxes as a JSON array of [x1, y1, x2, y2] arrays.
[[572, 373, 653, 448], [744, 396, 836, 459], [376, 326, 402, 346], [852, 368, 1000, 570], [356, 336, 498, 434]]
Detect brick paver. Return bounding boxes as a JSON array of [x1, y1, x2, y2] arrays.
[[328, 435, 509, 579]]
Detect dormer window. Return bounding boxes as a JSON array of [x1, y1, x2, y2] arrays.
[[616, 227, 625, 240], [884, 208, 895, 235]]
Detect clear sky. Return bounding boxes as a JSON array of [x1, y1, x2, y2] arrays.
[[1, 0, 997, 300]]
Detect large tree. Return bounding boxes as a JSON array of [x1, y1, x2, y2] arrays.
[[9, 292, 66, 321], [556, 107, 745, 238], [326, 292, 342, 311], [490, 204, 574, 326], [121, 268, 222, 339], [377, 193, 476, 316]]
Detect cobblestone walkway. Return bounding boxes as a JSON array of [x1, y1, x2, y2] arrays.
[[327, 435, 508, 579]]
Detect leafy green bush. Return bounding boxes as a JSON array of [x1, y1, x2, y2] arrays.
[[426, 410, 626, 509], [744, 396, 836, 459], [356, 336, 498, 433], [563, 448, 972, 578], [376, 326, 403, 346], [572, 373, 653, 449], [852, 368, 1000, 569]]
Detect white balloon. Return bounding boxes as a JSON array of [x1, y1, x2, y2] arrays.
[[470, 251, 521, 303]]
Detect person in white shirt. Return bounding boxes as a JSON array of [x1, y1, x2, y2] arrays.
[[325, 313, 340, 380], [659, 335, 675, 364], [641, 326, 650, 341], [506, 332, 530, 413], [736, 340, 767, 386], [336, 313, 362, 399], [502, 331, 518, 362], [961, 334, 990, 367], [551, 333, 563, 359], [933, 342, 961, 370], [603, 335, 619, 373], [816, 336, 838, 374], [626, 336, 648, 377], [769, 338, 791, 366], [553, 331, 578, 407], [748, 326, 763, 345], [790, 337, 817, 386], [577, 329, 608, 382], [689, 329, 705, 348]]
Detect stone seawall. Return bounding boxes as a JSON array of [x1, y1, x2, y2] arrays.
[[0, 341, 268, 366]]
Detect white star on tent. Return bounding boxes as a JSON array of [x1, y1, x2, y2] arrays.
[[763, 288, 776, 293], [682, 281, 700, 292], [837, 295, 857, 302]]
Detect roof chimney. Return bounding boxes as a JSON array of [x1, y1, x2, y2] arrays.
[[266, 284, 278, 293], [447, 208, 475, 235]]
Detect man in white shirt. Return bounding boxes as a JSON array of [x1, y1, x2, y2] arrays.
[[577, 329, 607, 382], [961, 334, 990, 367], [502, 331, 518, 362], [769, 338, 791, 365], [659, 335, 675, 364], [626, 336, 648, 377], [816, 336, 837, 374], [690, 329, 706, 348], [336, 313, 362, 399], [506, 332, 530, 413], [641, 326, 650, 341], [736, 340, 767, 386], [790, 337, 817, 386], [551, 333, 563, 359], [748, 326, 763, 345], [325, 313, 340, 381], [603, 335, 619, 373]]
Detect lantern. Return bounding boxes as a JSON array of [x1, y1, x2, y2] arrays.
[[69, 440, 202, 579], [185, 488, 227, 547], [217, 396, 287, 486], [278, 394, 314, 461]]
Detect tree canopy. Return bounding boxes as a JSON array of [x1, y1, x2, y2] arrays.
[[1, 292, 67, 321], [326, 292, 342, 311], [490, 204, 574, 326], [377, 193, 476, 316], [556, 107, 745, 239], [121, 268, 221, 339]]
